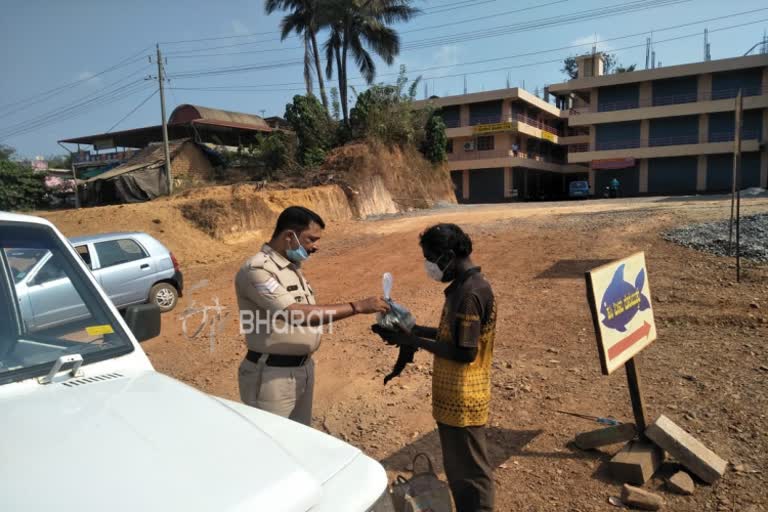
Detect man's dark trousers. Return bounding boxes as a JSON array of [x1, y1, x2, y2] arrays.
[[437, 422, 494, 511]]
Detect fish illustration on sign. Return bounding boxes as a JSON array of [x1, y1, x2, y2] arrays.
[[599, 264, 651, 332]]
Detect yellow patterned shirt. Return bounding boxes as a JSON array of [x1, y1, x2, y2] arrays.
[[432, 268, 496, 427]]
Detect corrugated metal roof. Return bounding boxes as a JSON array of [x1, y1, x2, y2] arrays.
[[169, 104, 271, 131]]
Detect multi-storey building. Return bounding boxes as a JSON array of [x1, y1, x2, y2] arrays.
[[549, 53, 768, 196], [413, 89, 589, 203]]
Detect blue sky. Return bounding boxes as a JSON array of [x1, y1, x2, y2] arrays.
[[2, 0, 767, 158]]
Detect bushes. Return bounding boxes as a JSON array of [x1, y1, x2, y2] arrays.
[[422, 114, 447, 164], [284, 94, 336, 166], [0, 160, 46, 211]]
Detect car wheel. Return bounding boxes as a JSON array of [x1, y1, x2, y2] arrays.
[[150, 283, 178, 312]]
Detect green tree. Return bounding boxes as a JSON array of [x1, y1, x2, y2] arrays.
[[330, 87, 341, 121], [421, 114, 447, 164], [561, 56, 578, 79], [321, 0, 419, 124], [349, 65, 425, 145], [0, 144, 16, 161], [46, 153, 73, 169], [0, 160, 46, 211], [284, 94, 336, 166], [561, 53, 635, 78], [265, 0, 329, 111]]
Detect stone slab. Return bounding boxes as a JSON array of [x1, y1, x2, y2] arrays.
[[621, 484, 664, 510], [575, 423, 637, 450], [645, 415, 727, 484], [607, 440, 664, 485]]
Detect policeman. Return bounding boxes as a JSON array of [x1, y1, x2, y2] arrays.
[[235, 206, 389, 426]]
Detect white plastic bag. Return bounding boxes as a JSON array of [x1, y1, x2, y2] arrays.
[[376, 272, 416, 332]]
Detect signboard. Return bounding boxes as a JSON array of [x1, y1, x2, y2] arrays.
[[585, 252, 657, 375], [473, 122, 513, 134], [93, 138, 115, 151], [591, 158, 636, 170], [541, 130, 556, 142]]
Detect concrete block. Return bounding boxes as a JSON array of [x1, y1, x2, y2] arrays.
[[621, 484, 664, 510], [607, 440, 664, 485], [575, 423, 637, 450], [667, 471, 695, 495], [645, 415, 727, 484]]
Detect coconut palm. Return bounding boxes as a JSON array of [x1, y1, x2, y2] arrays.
[[321, 0, 419, 123], [265, 0, 329, 111]]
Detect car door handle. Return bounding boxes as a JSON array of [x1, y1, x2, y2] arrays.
[[140, 264, 150, 269]]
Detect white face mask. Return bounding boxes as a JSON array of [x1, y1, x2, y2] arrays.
[[424, 260, 444, 281]]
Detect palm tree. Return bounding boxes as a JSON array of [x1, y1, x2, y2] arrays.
[[265, 0, 329, 111], [321, 0, 419, 123]]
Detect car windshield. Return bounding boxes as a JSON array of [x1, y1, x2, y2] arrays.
[[0, 221, 133, 384]]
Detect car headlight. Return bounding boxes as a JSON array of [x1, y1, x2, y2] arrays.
[[367, 489, 395, 512]]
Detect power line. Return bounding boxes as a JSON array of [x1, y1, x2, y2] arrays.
[[166, 6, 765, 86], [160, 0, 501, 46], [107, 89, 158, 133], [165, 0, 567, 59], [0, 76, 153, 141], [163, 0, 687, 61], [0, 46, 152, 117], [166, 17, 768, 96]]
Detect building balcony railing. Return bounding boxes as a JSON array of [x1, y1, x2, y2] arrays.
[[569, 85, 768, 114], [447, 148, 566, 164], [445, 114, 562, 135], [568, 130, 761, 152]]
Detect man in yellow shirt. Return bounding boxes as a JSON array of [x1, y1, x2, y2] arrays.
[[373, 223, 496, 512]]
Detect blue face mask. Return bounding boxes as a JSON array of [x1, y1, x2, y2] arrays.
[[286, 231, 309, 263]]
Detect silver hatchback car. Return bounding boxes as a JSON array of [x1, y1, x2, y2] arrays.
[[8, 232, 183, 332]]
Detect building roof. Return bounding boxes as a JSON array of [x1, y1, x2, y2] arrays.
[[59, 104, 272, 148], [83, 139, 190, 183], [548, 53, 768, 94], [412, 87, 563, 118], [169, 104, 272, 131]]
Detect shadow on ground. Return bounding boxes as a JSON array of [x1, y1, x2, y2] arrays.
[[537, 259, 614, 279]]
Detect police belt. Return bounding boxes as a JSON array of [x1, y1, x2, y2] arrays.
[[246, 350, 310, 367]]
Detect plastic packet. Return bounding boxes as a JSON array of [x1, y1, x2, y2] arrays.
[[376, 272, 416, 332]]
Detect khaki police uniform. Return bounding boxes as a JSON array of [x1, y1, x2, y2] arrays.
[[235, 243, 322, 426]]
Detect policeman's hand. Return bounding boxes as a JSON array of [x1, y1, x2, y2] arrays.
[[354, 296, 390, 315]]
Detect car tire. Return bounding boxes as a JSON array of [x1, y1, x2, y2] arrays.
[[149, 282, 178, 312]]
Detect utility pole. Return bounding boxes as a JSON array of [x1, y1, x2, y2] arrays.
[[645, 38, 651, 69], [156, 44, 172, 195], [728, 90, 743, 280]]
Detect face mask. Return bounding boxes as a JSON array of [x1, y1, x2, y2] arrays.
[[424, 260, 444, 282], [286, 231, 309, 263]]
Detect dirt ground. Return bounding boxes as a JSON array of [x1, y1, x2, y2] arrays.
[[60, 195, 768, 510]]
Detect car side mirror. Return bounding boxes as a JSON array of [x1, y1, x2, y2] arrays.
[[124, 303, 161, 342]]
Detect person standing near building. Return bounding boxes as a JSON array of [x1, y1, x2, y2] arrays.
[[610, 177, 621, 198], [372, 223, 496, 512], [236, 206, 389, 426]]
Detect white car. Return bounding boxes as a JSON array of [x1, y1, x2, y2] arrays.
[[0, 211, 394, 512]]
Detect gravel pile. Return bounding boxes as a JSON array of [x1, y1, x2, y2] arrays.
[[664, 213, 768, 263]]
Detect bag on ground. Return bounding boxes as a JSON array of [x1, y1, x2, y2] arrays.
[[391, 453, 453, 512]]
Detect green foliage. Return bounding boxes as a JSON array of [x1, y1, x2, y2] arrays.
[[330, 87, 341, 121], [0, 144, 15, 161], [0, 160, 46, 211], [561, 53, 635, 78], [348, 65, 429, 146], [284, 94, 336, 166], [321, 0, 420, 122], [421, 114, 447, 164], [561, 56, 578, 79], [46, 153, 73, 169]]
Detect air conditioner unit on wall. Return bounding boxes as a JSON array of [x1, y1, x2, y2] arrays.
[[463, 141, 475, 151]]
